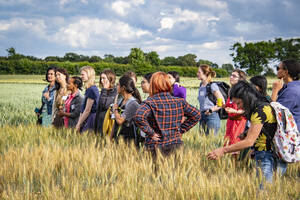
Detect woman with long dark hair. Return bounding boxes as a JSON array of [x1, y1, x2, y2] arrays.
[[110, 75, 142, 143], [52, 68, 69, 128], [36, 66, 57, 127], [94, 69, 117, 136], [208, 80, 287, 187], [134, 72, 201, 158]]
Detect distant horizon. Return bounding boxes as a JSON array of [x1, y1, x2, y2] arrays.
[[0, 0, 299, 66]]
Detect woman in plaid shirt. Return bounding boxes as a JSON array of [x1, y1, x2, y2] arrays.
[[134, 72, 201, 157]]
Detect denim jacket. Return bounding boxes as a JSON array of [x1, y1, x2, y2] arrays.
[[41, 84, 56, 115]]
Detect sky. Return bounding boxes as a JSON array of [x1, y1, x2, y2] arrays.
[[0, 0, 299, 66]]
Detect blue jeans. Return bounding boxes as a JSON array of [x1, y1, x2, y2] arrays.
[[199, 111, 220, 136], [254, 151, 287, 188]]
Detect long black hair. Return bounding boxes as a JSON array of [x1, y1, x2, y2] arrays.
[[230, 80, 269, 120], [250, 75, 268, 96], [119, 75, 142, 103]]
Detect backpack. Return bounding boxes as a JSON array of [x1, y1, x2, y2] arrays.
[[113, 98, 143, 146], [269, 102, 300, 163], [206, 81, 230, 119]]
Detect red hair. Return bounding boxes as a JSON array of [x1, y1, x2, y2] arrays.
[[149, 72, 172, 96]]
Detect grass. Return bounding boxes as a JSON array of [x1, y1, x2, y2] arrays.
[[0, 76, 299, 199]]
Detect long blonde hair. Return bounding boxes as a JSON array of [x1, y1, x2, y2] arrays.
[[80, 66, 95, 89]]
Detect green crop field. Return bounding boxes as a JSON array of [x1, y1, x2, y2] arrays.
[[0, 75, 299, 199]]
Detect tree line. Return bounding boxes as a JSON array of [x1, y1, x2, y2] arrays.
[[0, 37, 299, 76]]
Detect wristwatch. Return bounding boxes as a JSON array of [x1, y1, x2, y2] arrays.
[[209, 109, 212, 113]]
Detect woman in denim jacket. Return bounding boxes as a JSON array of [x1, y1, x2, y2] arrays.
[[37, 67, 56, 127]]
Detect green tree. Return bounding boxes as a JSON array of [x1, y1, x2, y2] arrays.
[[103, 54, 114, 63], [273, 38, 300, 61], [197, 59, 218, 68], [230, 41, 275, 75], [177, 54, 197, 66], [113, 56, 129, 64], [63, 52, 80, 62], [221, 63, 234, 73], [161, 56, 177, 66], [89, 55, 102, 63], [6, 47, 16, 57], [145, 51, 160, 66], [128, 48, 146, 66]]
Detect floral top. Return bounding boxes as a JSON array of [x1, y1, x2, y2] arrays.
[[251, 104, 277, 152]]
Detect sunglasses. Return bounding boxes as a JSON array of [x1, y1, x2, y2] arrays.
[[276, 66, 285, 71]]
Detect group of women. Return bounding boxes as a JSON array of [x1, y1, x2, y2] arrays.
[[36, 67, 189, 144], [36, 59, 300, 187]]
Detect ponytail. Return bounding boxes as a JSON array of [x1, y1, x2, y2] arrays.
[[132, 87, 142, 104], [199, 64, 216, 83]]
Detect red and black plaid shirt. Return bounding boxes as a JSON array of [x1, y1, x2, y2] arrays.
[[134, 92, 201, 148]]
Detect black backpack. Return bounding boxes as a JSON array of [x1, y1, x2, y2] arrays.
[[206, 81, 230, 120]]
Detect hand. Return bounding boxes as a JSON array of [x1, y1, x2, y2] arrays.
[[205, 110, 211, 115], [113, 104, 118, 111], [43, 91, 50, 100], [151, 133, 161, 141], [207, 147, 225, 160], [75, 124, 81, 132], [272, 78, 283, 92]]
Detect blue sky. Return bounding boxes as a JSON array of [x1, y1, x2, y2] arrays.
[[0, 0, 299, 66]]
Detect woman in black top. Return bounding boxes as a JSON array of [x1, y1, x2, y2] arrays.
[[94, 69, 117, 136]]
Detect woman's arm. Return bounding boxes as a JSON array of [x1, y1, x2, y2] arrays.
[[75, 98, 94, 131], [113, 108, 125, 125], [207, 123, 263, 159]]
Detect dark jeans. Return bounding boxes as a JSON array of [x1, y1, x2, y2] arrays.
[[148, 143, 183, 161]]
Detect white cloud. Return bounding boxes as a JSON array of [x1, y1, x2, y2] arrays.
[[159, 8, 219, 31], [53, 17, 151, 48], [159, 18, 174, 30], [111, 1, 131, 16], [0, 18, 46, 36], [235, 22, 275, 35], [197, 0, 227, 10], [111, 0, 145, 16], [59, 0, 70, 6]]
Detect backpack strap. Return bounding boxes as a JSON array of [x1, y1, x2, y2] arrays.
[[205, 82, 216, 103]]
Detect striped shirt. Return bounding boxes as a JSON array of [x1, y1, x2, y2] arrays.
[[134, 92, 201, 148]]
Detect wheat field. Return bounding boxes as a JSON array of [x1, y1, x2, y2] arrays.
[[0, 75, 299, 200]]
